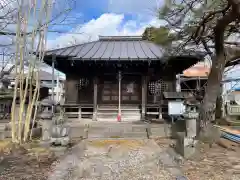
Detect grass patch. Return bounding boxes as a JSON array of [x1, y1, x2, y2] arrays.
[[109, 136, 122, 138], [27, 147, 50, 154], [0, 139, 11, 152], [88, 139, 144, 148]]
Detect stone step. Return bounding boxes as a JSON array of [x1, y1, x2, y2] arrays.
[[88, 131, 147, 139], [89, 121, 149, 128], [97, 111, 141, 114], [68, 121, 170, 139], [98, 105, 140, 109], [97, 117, 141, 122], [97, 114, 141, 118], [97, 108, 140, 111], [97, 115, 141, 119], [88, 126, 147, 132]]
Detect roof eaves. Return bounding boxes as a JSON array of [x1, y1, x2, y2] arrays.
[[70, 57, 162, 61]]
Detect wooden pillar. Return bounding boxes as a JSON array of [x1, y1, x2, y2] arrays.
[[51, 55, 56, 113], [93, 77, 98, 121], [78, 106, 81, 120], [176, 74, 181, 92], [118, 71, 122, 120], [51, 56, 55, 101], [141, 75, 147, 120], [159, 104, 162, 120]]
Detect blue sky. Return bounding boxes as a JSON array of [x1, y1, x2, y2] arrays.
[[45, 0, 240, 84], [47, 0, 164, 48], [1, 0, 239, 87]]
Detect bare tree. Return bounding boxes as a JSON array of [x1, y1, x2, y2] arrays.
[[2, 0, 77, 143], [158, 0, 240, 135], [0, 0, 77, 79]]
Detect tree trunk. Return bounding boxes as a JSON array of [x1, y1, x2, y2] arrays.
[[215, 84, 223, 120], [198, 9, 236, 138], [199, 53, 226, 135]]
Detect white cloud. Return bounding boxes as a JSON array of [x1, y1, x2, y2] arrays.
[[47, 13, 164, 49]]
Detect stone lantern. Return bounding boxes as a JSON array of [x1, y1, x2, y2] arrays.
[[175, 95, 200, 158], [182, 96, 200, 138], [40, 98, 55, 142], [50, 106, 70, 146]]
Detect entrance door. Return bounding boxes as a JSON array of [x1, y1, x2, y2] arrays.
[[99, 73, 141, 104], [121, 74, 141, 104], [100, 75, 119, 104]]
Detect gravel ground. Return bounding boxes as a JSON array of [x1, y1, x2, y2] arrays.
[[155, 138, 240, 180], [0, 143, 57, 180], [181, 139, 240, 180], [48, 139, 182, 180], [2, 138, 238, 180]]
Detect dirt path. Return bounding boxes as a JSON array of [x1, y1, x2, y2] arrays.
[[48, 139, 184, 180]]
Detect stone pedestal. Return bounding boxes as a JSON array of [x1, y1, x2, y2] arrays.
[[41, 120, 52, 141], [51, 125, 70, 146], [175, 132, 198, 158]]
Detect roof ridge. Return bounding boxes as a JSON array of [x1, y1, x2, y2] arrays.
[[46, 40, 99, 53], [99, 36, 143, 41]]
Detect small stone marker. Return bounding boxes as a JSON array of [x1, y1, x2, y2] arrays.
[[176, 176, 188, 180], [175, 95, 199, 158], [50, 108, 70, 146], [40, 99, 54, 142]]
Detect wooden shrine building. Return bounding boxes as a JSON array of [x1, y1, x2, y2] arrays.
[[43, 36, 204, 121]]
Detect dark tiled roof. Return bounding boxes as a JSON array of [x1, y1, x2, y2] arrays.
[[45, 36, 165, 61]]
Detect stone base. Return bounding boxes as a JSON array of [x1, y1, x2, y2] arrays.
[[39, 141, 51, 148], [175, 132, 198, 159], [51, 136, 70, 146], [0, 131, 5, 140]]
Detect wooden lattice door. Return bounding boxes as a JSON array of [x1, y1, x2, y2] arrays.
[[147, 79, 169, 104], [76, 77, 93, 104], [121, 75, 141, 104], [100, 75, 119, 104]]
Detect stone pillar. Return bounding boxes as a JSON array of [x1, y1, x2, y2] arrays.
[[40, 99, 54, 142], [183, 99, 199, 139], [42, 120, 52, 141]]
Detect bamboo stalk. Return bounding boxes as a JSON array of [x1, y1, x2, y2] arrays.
[[11, 1, 24, 143], [10, 0, 53, 143], [29, 85, 40, 140]]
